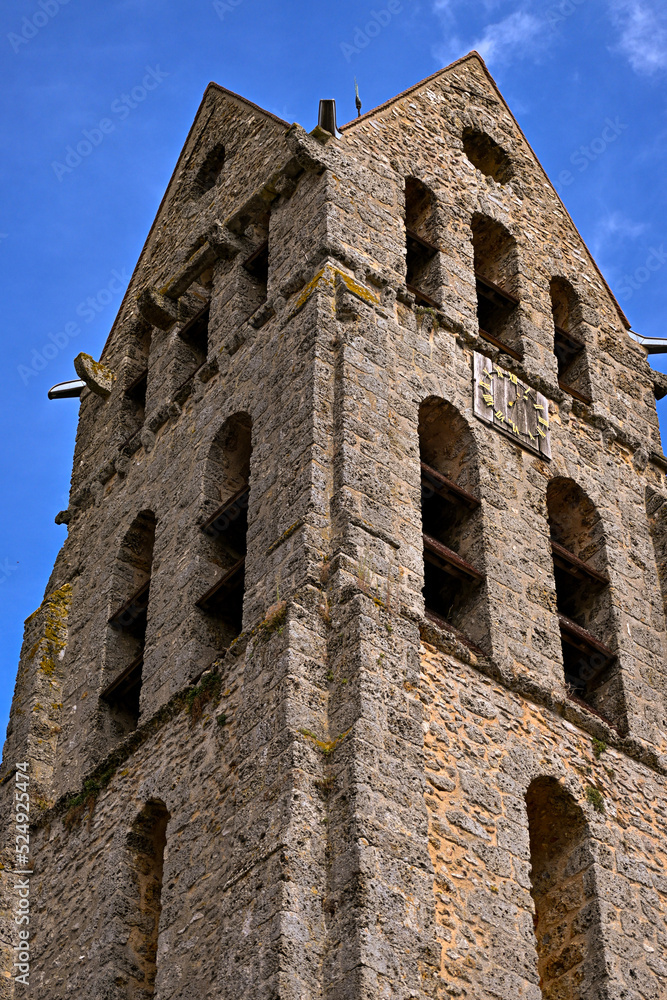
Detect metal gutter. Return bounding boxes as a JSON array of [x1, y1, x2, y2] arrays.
[[628, 332, 667, 355]]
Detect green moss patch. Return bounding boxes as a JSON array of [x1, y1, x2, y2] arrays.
[[186, 671, 223, 724], [586, 785, 605, 814]]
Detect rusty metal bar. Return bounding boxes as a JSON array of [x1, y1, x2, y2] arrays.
[[423, 534, 484, 582], [406, 227, 439, 256], [420, 461, 480, 510], [195, 558, 245, 612], [101, 653, 143, 703], [201, 485, 250, 536], [478, 328, 522, 360], [108, 581, 150, 630], [551, 541, 608, 585], [475, 272, 519, 308]]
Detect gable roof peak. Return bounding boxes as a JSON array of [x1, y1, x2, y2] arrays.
[[339, 51, 490, 131]]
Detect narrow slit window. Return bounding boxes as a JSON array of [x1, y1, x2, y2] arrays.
[[126, 368, 148, 408], [197, 413, 252, 648], [179, 305, 209, 364], [240, 212, 270, 320], [550, 278, 592, 404], [103, 510, 156, 732], [405, 177, 440, 307], [471, 214, 522, 358], [125, 800, 169, 996], [419, 398, 489, 651], [646, 486, 667, 627], [462, 128, 514, 184], [547, 479, 626, 728], [121, 325, 151, 447], [192, 142, 225, 197], [173, 305, 210, 400]]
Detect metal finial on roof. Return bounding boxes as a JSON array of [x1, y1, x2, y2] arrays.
[[355, 78, 362, 118]]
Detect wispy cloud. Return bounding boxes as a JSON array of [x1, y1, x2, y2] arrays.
[[473, 10, 548, 65], [433, 1, 552, 68], [609, 1, 667, 75], [592, 210, 648, 257]]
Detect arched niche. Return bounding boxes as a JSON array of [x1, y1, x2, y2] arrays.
[[196, 412, 253, 649], [527, 777, 606, 1000], [550, 277, 592, 403], [102, 509, 157, 734], [405, 177, 441, 306], [124, 799, 170, 996]]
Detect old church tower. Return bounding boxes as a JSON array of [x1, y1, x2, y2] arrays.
[[2, 52, 667, 999]]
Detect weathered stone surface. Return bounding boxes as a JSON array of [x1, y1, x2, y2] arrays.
[[2, 53, 667, 1000], [73, 353, 116, 399]]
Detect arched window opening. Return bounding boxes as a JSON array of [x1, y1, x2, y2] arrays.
[[102, 510, 156, 732], [405, 178, 440, 307], [174, 304, 210, 400], [527, 778, 605, 1000], [471, 214, 521, 358], [196, 413, 252, 648], [551, 278, 592, 404], [192, 141, 225, 197], [241, 211, 270, 320], [547, 480, 625, 726], [125, 799, 169, 996], [462, 128, 514, 184], [419, 399, 488, 649]]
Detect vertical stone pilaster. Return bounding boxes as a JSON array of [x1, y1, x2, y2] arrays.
[[318, 293, 440, 999]]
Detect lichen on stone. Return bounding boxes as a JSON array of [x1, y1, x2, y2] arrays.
[[74, 352, 116, 399], [27, 584, 72, 679]]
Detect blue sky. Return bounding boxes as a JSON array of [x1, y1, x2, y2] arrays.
[[1, 0, 666, 736]]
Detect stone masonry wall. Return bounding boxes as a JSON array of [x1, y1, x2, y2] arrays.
[[2, 52, 667, 1000], [421, 640, 667, 999]]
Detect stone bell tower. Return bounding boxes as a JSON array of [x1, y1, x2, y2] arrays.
[[2, 52, 667, 1000]]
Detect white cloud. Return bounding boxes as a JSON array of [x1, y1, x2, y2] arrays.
[[472, 10, 548, 65], [609, 1, 667, 75], [432, 2, 552, 69], [592, 210, 648, 256]]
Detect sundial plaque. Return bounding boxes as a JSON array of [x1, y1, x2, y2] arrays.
[[473, 352, 551, 460]]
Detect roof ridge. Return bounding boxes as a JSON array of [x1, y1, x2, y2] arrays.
[[206, 82, 289, 127], [100, 85, 288, 360]]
